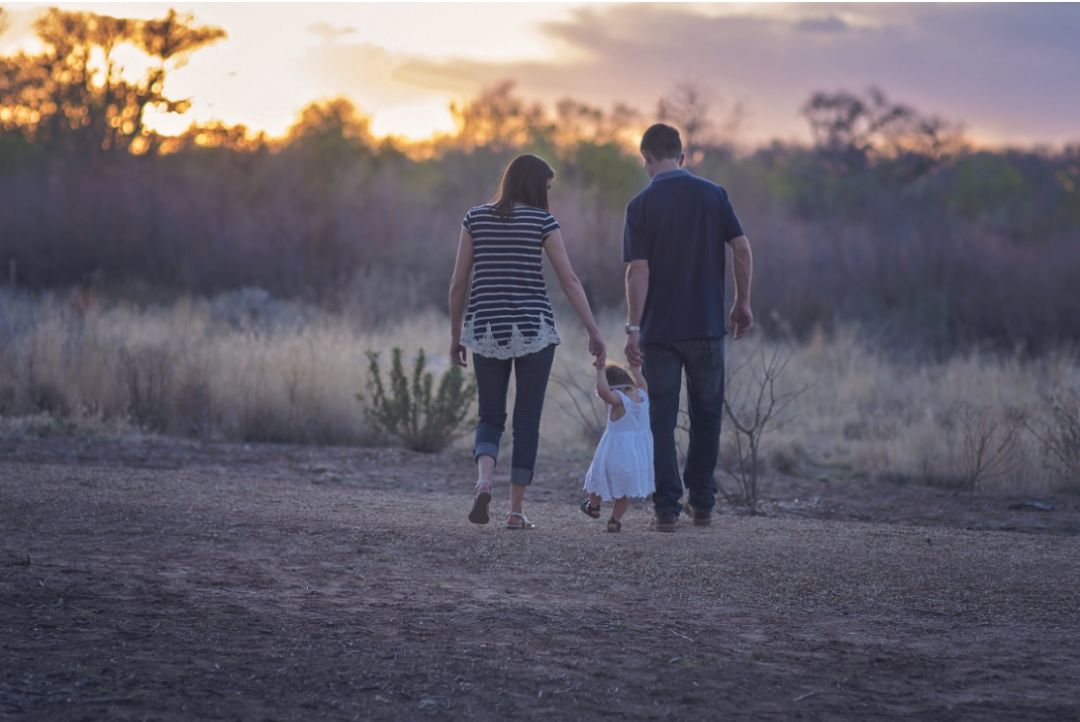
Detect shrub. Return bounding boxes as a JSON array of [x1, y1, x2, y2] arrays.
[[359, 347, 475, 453], [721, 342, 807, 509], [1026, 390, 1080, 485], [947, 401, 1023, 493]]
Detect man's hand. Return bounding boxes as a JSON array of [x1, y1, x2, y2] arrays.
[[450, 337, 468, 367], [588, 330, 607, 369], [624, 330, 642, 366], [729, 301, 754, 339]]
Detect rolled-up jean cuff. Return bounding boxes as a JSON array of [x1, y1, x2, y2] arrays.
[[510, 466, 534, 486], [474, 442, 500, 465]]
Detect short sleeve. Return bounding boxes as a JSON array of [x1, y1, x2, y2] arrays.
[[622, 198, 648, 262], [462, 208, 474, 233], [541, 213, 560, 241], [720, 189, 744, 242]]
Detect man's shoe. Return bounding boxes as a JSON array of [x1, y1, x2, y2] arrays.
[[649, 515, 678, 533], [684, 501, 713, 527]]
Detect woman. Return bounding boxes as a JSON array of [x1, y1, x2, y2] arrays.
[[448, 154, 605, 529]]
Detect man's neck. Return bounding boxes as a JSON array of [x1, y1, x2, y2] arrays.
[[649, 159, 682, 177]]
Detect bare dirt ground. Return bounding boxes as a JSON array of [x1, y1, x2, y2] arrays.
[[2, 434, 1079, 721]]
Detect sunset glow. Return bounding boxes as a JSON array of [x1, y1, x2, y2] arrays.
[[3, 2, 1080, 147]]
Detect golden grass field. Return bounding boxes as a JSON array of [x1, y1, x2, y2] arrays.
[[1, 289, 1076, 496]]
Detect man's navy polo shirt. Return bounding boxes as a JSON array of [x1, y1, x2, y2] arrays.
[[623, 168, 745, 345]]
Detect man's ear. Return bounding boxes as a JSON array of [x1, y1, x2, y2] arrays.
[[678, 152, 686, 167]]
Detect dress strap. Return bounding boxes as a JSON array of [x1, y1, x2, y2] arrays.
[[613, 388, 645, 407]]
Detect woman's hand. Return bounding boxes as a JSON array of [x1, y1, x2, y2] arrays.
[[450, 337, 468, 367], [588, 330, 606, 369]]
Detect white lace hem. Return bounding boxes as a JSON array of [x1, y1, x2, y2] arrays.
[[462, 316, 561, 360]]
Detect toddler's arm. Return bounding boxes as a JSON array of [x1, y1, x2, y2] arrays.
[[595, 365, 624, 408]]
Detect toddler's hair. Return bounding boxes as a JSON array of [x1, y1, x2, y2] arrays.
[[605, 363, 635, 389]]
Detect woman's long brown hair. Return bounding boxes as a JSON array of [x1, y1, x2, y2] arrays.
[[491, 154, 554, 217]]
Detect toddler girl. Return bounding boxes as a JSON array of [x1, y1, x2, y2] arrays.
[[580, 362, 655, 532]]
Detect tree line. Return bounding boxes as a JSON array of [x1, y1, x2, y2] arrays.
[[2, 7, 1079, 355]]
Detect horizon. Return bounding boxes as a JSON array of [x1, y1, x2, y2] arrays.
[[2, 2, 1080, 150]]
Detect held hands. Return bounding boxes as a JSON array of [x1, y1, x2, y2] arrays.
[[450, 337, 468, 367], [729, 301, 754, 340], [624, 331, 642, 367], [588, 329, 607, 369]]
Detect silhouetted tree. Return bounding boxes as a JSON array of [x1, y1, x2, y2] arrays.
[[160, 120, 268, 153], [555, 99, 643, 150], [657, 82, 745, 164], [286, 98, 372, 146], [447, 81, 553, 151], [0, 7, 224, 154], [801, 86, 963, 178]]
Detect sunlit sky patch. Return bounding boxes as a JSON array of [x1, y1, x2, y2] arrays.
[[3, 3, 1079, 147]]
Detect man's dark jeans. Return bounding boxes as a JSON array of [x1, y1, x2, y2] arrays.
[[472, 344, 556, 486], [644, 338, 725, 519]]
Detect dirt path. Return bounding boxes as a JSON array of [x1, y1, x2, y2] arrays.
[[2, 438, 1079, 720]]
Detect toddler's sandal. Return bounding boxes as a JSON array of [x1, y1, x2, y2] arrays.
[[606, 518, 622, 533], [580, 499, 601, 519]]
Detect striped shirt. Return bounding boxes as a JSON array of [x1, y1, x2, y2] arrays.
[[461, 204, 562, 359]]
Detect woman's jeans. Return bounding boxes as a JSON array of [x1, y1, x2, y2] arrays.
[[472, 344, 556, 486], [643, 338, 725, 519]]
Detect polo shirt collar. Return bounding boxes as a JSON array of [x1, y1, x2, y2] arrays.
[[650, 168, 692, 183]]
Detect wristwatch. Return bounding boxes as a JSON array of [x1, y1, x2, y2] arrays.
[[624, 323, 641, 334]]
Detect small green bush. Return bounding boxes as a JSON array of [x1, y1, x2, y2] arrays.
[[359, 347, 475, 453]]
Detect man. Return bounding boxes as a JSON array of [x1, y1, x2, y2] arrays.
[[623, 123, 754, 532]]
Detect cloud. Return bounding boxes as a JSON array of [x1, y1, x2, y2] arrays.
[[795, 15, 850, 34], [297, 41, 454, 109], [306, 22, 358, 43], [384, 3, 1080, 145]]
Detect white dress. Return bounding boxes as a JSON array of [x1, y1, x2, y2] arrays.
[[584, 389, 656, 501]]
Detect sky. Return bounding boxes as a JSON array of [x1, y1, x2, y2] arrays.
[[3, 2, 1079, 147]]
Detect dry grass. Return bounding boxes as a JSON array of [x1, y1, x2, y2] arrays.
[[0, 289, 1077, 494]]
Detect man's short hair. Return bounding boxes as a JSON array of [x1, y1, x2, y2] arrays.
[[640, 123, 682, 161]]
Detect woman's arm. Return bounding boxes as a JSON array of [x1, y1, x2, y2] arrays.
[[448, 227, 473, 367], [595, 363, 623, 408], [543, 229, 606, 368]]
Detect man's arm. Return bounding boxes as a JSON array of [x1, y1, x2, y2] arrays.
[[624, 260, 649, 365], [727, 235, 753, 339]]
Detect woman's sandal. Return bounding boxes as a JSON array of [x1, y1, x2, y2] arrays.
[[505, 512, 535, 530], [606, 517, 622, 533], [468, 482, 493, 525], [580, 499, 601, 519]]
